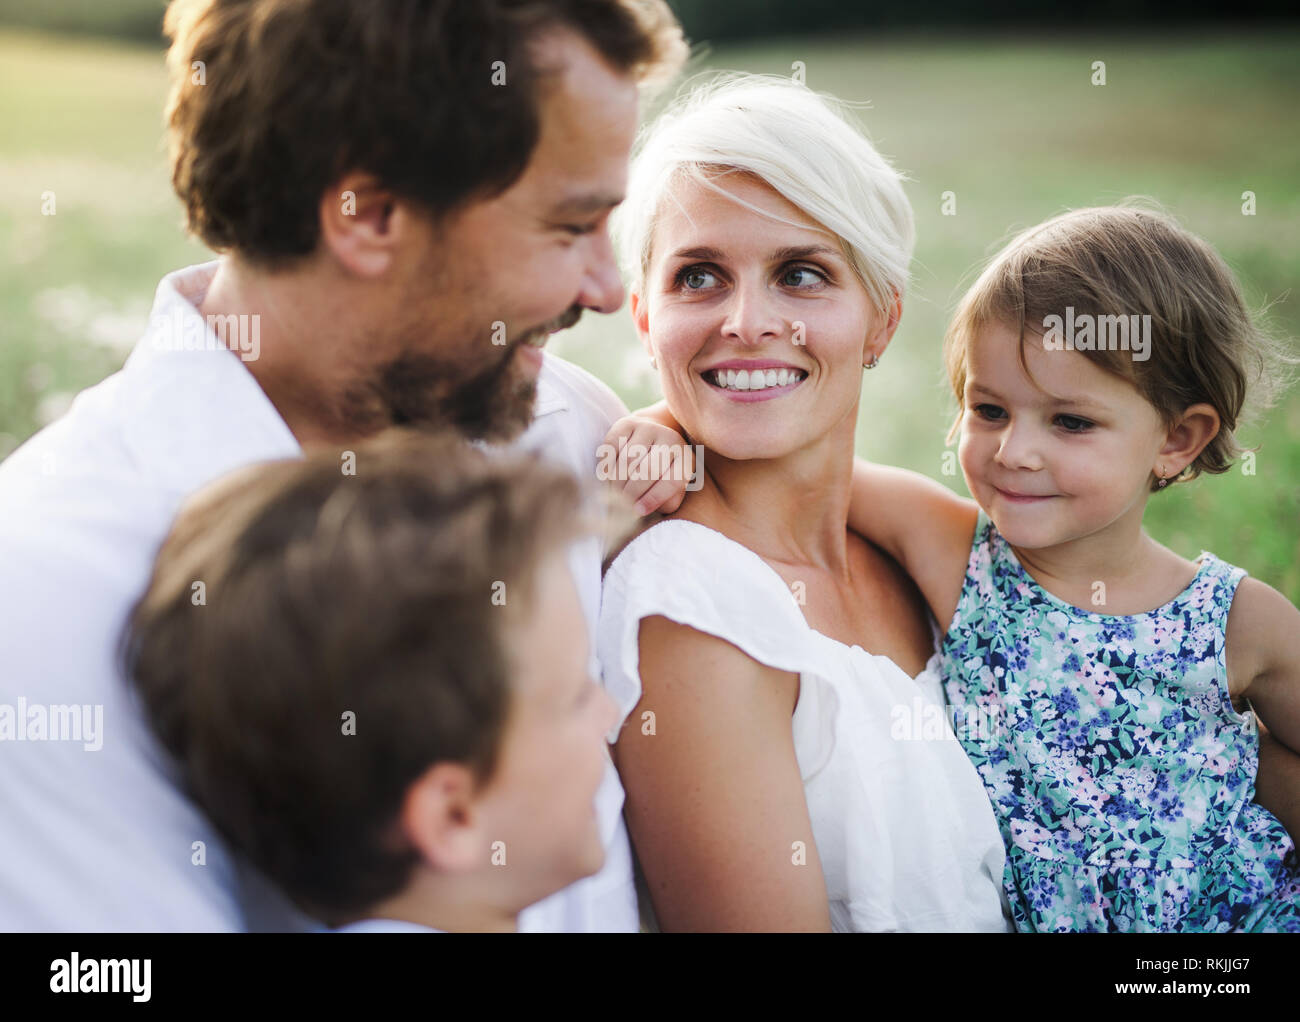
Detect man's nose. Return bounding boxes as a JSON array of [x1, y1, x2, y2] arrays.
[[577, 229, 625, 315]]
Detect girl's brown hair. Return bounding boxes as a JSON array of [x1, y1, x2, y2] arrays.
[[943, 203, 1294, 491]]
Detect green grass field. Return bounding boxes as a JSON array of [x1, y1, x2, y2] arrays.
[[2, 26, 1297, 599]]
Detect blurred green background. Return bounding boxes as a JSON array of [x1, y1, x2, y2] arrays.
[[1, 8, 1297, 600]]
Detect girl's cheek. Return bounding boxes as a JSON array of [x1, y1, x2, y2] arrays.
[[956, 428, 981, 475]]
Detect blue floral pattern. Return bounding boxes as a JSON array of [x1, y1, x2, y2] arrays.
[[940, 511, 1300, 932]]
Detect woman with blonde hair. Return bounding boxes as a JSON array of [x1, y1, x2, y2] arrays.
[[597, 75, 1012, 932]]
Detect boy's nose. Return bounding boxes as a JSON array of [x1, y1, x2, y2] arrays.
[[594, 682, 621, 737]]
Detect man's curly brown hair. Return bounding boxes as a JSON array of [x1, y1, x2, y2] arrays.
[[164, 0, 686, 267]]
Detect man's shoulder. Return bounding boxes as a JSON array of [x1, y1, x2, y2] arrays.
[[537, 352, 628, 428], [0, 374, 162, 536], [516, 354, 629, 476]]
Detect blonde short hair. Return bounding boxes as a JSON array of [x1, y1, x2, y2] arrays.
[[612, 73, 915, 314]]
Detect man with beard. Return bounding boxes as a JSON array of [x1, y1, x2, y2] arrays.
[[0, 0, 686, 931]]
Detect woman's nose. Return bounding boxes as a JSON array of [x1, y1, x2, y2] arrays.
[[720, 282, 783, 345]]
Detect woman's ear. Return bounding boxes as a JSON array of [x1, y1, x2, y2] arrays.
[[630, 289, 654, 361], [863, 289, 904, 365], [1156, 402, 1221, 478], [319, 172, 408, 278]]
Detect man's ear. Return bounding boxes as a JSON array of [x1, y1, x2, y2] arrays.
[[863, 289, 904, 365], [319, 172, 411, 278], [398, 761, 487, 874], [1156, 402, 1222, 478]]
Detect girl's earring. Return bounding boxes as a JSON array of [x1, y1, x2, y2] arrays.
[[649, 354, 658, 370], [1156, 467, 1169, 488], [863, 352, 880, 370]]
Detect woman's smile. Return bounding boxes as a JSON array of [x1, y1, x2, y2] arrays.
[[702, 360, 809, 401]]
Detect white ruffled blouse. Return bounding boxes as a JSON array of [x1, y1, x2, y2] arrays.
[[597, 519, 1013, 932]]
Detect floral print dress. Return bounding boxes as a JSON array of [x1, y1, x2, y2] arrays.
[[940, 511, 1300, 932]]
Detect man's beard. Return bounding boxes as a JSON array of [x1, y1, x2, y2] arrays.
[[343, 306, 583, 444]]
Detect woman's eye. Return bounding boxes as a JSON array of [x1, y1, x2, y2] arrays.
[[677, 267, 718, 290], [781, 266, 824, 287], [563, 223, 597, 237], [1056, 414, 1094, 433], [973, 404, 1007, 421]]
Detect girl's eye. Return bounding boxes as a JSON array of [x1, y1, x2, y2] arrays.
[[563, 223, 597, 237], [676, 266, 719, 291], [1056, 414, 1094, 433], [973, 404, 1007, 421], [781, 266, 825, 287]]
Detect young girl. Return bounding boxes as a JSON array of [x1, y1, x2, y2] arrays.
[[847, 204, 1300, 932]]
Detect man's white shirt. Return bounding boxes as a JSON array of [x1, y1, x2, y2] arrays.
[[0, 261, 637, 932]]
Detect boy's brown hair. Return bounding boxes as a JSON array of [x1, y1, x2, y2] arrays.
[[121, 429, 625, 923], [163, 0, 687, 266], [943, 203, 1295, 490]]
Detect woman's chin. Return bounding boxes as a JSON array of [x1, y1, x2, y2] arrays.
[[694, 435, 789, 463]]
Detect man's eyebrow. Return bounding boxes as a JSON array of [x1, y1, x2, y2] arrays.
[[549, 193, 624, 217]]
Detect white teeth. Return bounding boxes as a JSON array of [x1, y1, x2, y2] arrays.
[[708, 368, 805, 392]]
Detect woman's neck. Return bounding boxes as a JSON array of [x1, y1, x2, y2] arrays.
[[674, 429, 858, 579]]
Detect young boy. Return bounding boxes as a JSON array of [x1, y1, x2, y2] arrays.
[[122, 429, 628, 932]]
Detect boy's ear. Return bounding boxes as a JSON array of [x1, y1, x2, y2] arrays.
[[1157, 402, 1222, 477], [319, 171, 411, 279], [398, 762, 486, 873]]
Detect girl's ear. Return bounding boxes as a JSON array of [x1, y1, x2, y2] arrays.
[[1157, 402, 1222, 477]]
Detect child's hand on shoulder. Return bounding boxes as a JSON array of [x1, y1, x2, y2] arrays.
[[600, 412, 695, 517]]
